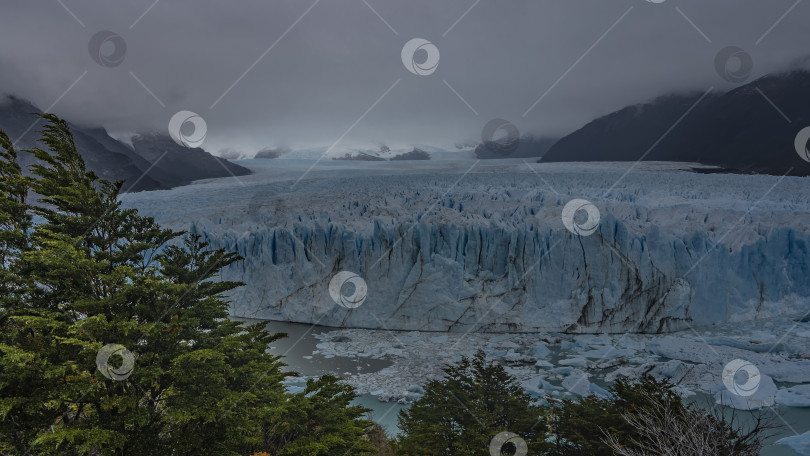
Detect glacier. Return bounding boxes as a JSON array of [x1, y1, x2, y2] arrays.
[[120, 159, 810, 334]]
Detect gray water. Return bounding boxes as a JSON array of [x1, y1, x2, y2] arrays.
[[252, 319, 405, 434]]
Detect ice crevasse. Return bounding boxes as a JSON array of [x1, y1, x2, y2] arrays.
[[122, 162, 810, 333]]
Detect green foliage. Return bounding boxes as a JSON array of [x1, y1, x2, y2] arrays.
[[0, 115, 374, 455], [394, 350, 546, 456], [602, 386, 772, 456], [545, 375, 768, 456], [544, 376, 686, 456], [392, 353, 768, 456], [365, 423, 394, 456]]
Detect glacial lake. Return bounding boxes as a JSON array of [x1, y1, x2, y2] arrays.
[[247, 319, 407, 433], [239, 318, 810, 455]]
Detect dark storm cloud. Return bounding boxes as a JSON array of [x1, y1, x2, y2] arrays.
[[0, 0, 807, 154]]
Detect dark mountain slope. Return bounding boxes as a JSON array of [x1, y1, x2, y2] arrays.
[[0, 95, 251, 191], [0, 96, 162, 191], [131, 133, 250, 187], [541, 70, 810, 176]]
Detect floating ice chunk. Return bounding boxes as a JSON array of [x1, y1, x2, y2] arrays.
[[407, 385, 425, 395], [605, 365, 640, 383], [589, 383, 610, 398], [532, 344, 551, 359], [561, 340, 589, 352], [580, 346, 633, 359], [650, 337, 810, 383], [535, 360, 554, 369], [429, 335, 448, 344], [540, 377, 563, 392], [703, 336, 789, 354], [485, 348, 508, 358], [562, 371, 591, 396], [561, 371, 610, 398], [715, 373, 777, 410], [582, 336, 611, 346], [503, 349, 535, 364], [651, 359, 692, 381], [397, 332, 421, 344], [776, 385, 810, 407], [523, 376, 545, 396], [604, 359, 696, 385], [559, 358, 589, 367], [490, 334, 513, 343], [777, 431, 810, 455], [552, 366, 574, 376]]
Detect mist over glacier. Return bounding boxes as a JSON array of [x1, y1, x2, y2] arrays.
[[120, 159, 810, 334]]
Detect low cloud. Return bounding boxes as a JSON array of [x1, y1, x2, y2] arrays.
[[0, 0, 806, 153]]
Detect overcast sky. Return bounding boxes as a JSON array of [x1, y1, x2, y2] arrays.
[[0, 0, 808, 155]]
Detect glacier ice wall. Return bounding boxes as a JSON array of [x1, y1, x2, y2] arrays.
[[121, 160, 810, 333]]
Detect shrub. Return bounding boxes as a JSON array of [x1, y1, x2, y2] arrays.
[[394, 350, 546, 455]]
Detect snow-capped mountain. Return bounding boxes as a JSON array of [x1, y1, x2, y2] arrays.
[[120, 159, 810, 334]]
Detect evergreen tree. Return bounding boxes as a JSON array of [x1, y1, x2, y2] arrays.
[[394, 350, 546, 456], [546, 375, 773, 456], [0, 128, 38, 454], [0, 115, 374, 455], [543, 376, 685, 456]]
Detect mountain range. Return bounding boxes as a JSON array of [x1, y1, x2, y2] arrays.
[[5, 68, 810, 192], [0, 96, 250, 192], [540, 70, 810, 176]]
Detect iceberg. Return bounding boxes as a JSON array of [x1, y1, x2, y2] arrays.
[[777, 431, 810, 455], [715, 373, 777, 410], [776, 385, 810, 407]]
